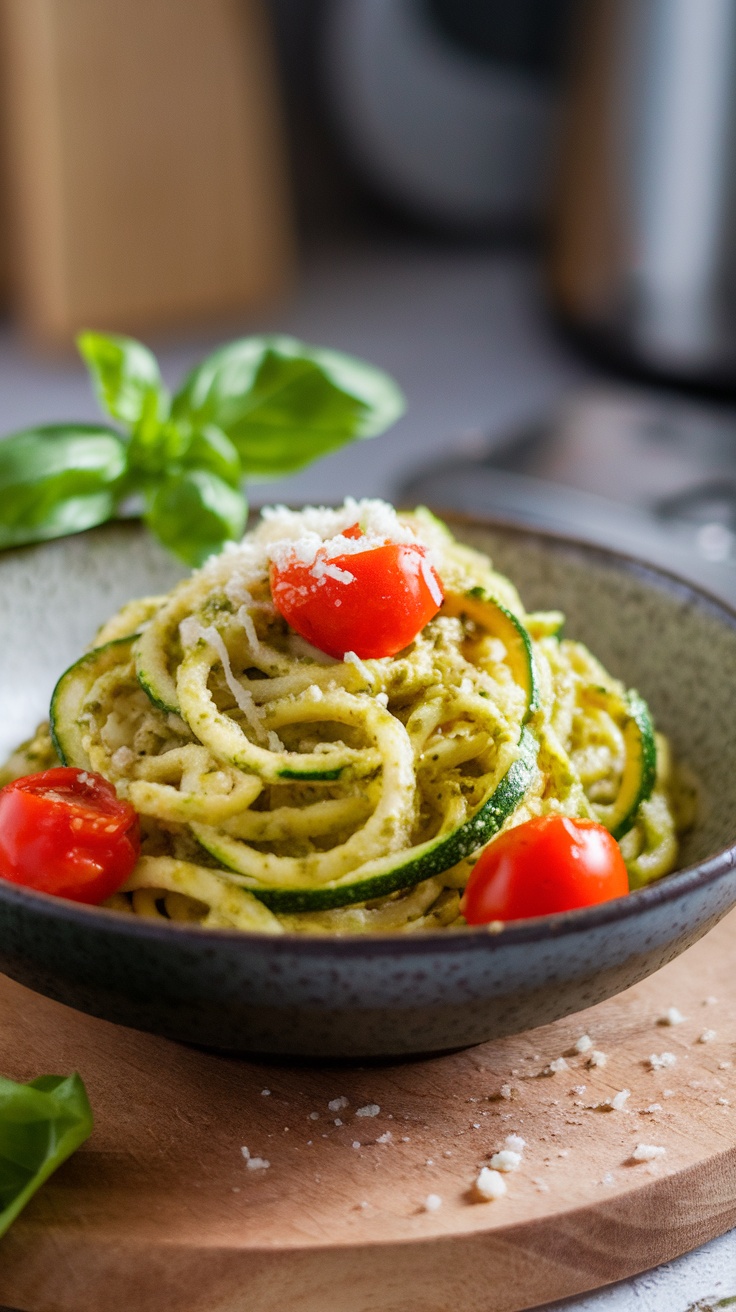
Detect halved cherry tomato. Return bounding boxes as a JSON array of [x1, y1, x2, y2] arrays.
[[460, 815, 629, 924], [0, 767, 140, 905], [270, 536, 444, 659]]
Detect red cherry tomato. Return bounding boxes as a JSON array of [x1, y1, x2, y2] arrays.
[[0, 767, 140, 905], [460, 815, 629, 924], [270, 538, 444, 659]]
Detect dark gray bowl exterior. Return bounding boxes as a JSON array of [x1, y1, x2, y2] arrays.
[[0, 520, 735, 1058]]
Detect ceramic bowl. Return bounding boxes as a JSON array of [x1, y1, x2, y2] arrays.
[[0, 518, 734, 1059]]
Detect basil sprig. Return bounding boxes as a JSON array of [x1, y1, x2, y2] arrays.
[[0, 333, 405, 567], [0, 1072, 93, 1238]]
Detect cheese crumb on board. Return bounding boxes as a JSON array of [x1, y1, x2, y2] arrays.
[[574, 1035, 593, 1053], [587, 1050, 608, 1068], [356, 1104, 380, 1118], [423, 1194, 442, 1213], [241, 1148, 270, 1171], [648, 1052, 677, 1070], [606, 1086, 629, 1107], [504, 1134, 526, 1153], [490, 1149, 522, 1172], [546, 1057, 569, 1074], [474, 1168, 507, 1201], [328, 1097, 349, 1113], [698, 1030, 717, 1043], [632, 1144, 666, 1161], [658, 1007, 685, 1026]]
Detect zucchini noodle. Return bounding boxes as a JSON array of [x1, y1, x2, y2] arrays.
[[2, 500, 685, 934]]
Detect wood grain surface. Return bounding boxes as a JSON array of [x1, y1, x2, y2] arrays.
[[1, 911, 736, 1312]]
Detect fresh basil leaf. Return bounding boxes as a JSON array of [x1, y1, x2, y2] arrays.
[[0, 426, 126, 549], [181, 424, 242, 488], [126, 418, 187, 484], [77, 331, 169, 431], [171, 335, 405, 478], [0, 1072, 93, 1238], [145, 468, 247, 566]]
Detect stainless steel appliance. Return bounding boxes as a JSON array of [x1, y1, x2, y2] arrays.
[[550, 0, 736, 388]]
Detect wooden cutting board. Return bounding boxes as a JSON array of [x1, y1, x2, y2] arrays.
[[1, 911, 736, 1312]]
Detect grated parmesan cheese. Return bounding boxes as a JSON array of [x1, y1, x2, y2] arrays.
[[658, 1007, 685, 1026], [648, 1052, 677, 1070], [587, 1050, 607, 1068], [423, 1194, 442, 1212], [632, 1144, 666, 1162], [547, 1057, 569, 1074], [490, 1149, 522, 1172], [474, 1168, 507, 1201], [356, 1104, 380, 1118], [504, 1134, 526, 1153]]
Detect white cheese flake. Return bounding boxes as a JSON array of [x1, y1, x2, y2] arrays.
[[648, 1052, 677, 1070], [328, 1097, 349, 1113], [547, 1057, 569, 1074], [504, 1134, 526, 1153], [423, 1194, 442, 1213], [574, 1034, 593, 1053], [356, 1104, 380, 1118], [698, 1029, 717, 1043], [632, 1144, 666, 1162], [658, 1007, 685, 1026], [474, 1167, 507, 1201], [587, 1050, 607, 1068], [343, 649, 372, 681], [610, 1089, 630, 1112], [490, 1149, 522, 1172]]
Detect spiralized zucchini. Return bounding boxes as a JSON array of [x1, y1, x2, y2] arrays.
[[2, 500, 684, 934]]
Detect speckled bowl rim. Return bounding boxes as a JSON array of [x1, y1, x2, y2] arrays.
[[1, 514, 735, 959]]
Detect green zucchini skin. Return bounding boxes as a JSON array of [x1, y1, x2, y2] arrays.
[[276, 767, 344, 782], [608, 691, 657, 840], [136, 663, 178, 716], [443, 589, 538, 720], [50, 637, 136, 768], [213, 728, 538, 913]]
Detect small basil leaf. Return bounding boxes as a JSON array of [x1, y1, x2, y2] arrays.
[[77, 331, 169, 431], [0, 1072, 93, 1238], [126, 418, 187, 484], [181, 424, 242, 488], [145, 468, 247, 566], [0, 426, 126, 549], [171, 335, 405, 478]]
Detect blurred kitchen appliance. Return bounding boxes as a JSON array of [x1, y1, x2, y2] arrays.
[[0, 0, 294, 346], [323, 0, 570, 231], [400, 387, 736, 605], [551, 0, 736, 388]]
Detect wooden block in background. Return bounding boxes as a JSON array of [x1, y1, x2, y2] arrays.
[[0, 0, 295, 346]]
